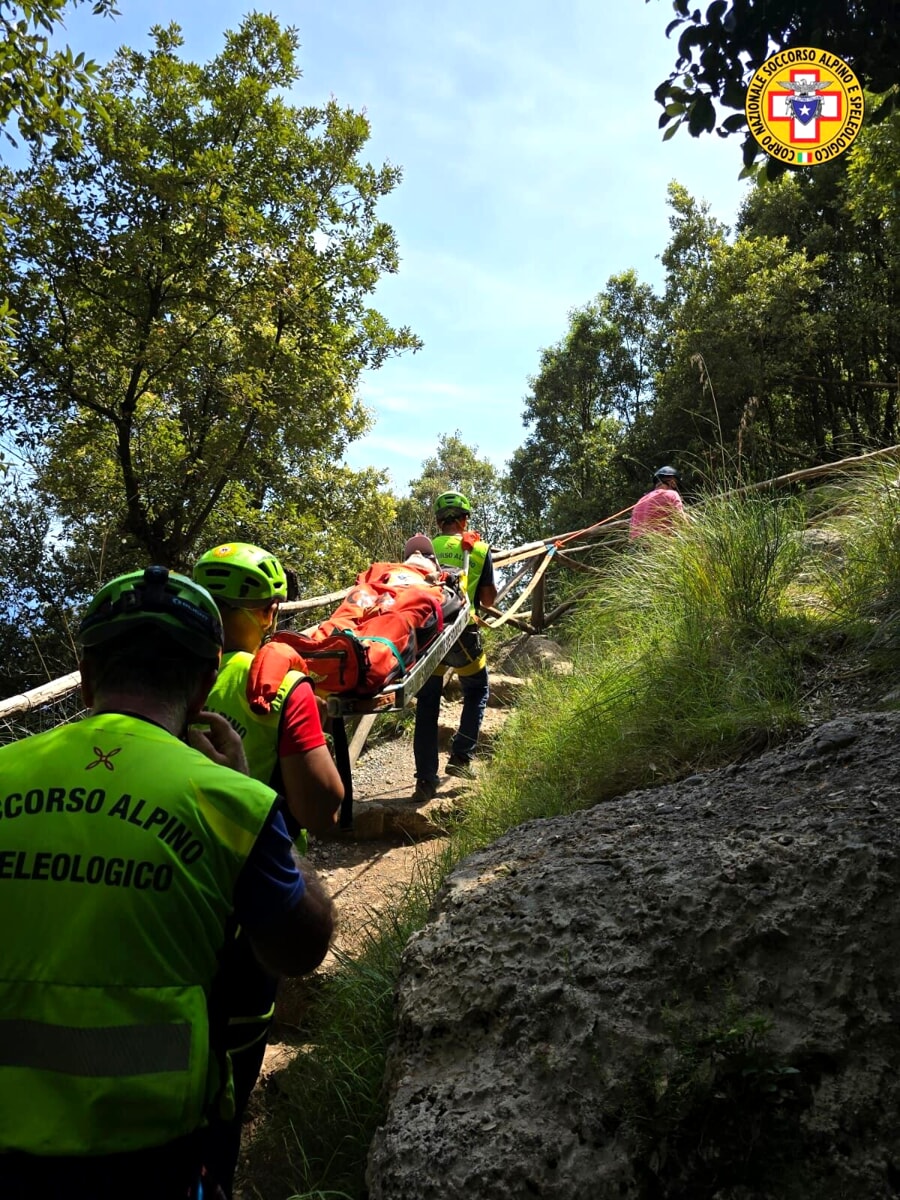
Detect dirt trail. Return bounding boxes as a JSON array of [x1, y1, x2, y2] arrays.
[[262, 697, 510, 1060]]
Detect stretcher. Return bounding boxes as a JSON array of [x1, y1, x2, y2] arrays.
[[326, 560, 471, 830]]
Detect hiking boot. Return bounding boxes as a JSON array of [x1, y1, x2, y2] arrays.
[[413, 777, 438, 803], [445, 755, 476, 780]]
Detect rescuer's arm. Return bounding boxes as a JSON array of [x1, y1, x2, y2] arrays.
[[279, 746, 344, 835], [475, 550, 498, 611], [277, 681, 344, 835], [187, 709, 249, 775], [246, 864, 335, 977], [234, 807, 336, 977]]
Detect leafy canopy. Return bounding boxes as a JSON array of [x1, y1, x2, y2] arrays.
[[507, 271, 661, 539], [0, 0, 117, 147], [0, 15, 419, 571], [403, 431, 508, 545]]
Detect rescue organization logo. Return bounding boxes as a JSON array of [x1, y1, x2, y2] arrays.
[[745, 47, 864, 166]]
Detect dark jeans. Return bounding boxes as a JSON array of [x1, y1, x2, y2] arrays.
[[413, 667, 490, 781], [0, 1130, 206, 1199], [202, 1031, 268, 1199], [203, 931, 278, 1199]]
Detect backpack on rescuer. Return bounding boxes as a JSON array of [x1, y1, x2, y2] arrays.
[[247, 561, 467, 711]]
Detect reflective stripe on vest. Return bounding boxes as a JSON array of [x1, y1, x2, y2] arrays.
[[0, 1017, 191, 1077]]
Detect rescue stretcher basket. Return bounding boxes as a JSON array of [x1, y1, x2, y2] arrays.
[[327, 594, 471, 830]]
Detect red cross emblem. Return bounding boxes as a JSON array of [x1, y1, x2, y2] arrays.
[[768, 69, 843, 144]]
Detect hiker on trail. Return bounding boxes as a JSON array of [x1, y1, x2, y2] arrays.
[[0, 567, 334, 1200], [629, 465, 687, 539], [413, 493, 498, 802], [193, 541, 344, 1197]]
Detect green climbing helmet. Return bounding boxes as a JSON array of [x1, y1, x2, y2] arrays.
[[193, 542, 288, 606], [78, 566, 224, 660], [434, 491, 472, 520]]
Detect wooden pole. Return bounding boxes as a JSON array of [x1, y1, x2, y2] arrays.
[[0, 670, 81, 720], [530, 559, 546, 632], [348, 714, 378, 766]]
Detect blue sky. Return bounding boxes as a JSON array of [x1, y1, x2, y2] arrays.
[[61, 0, 751, 494]]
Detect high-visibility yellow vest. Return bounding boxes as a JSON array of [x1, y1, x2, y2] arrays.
[[433, 534, 489, 675], [0, 712, 276, 1156], [432, 534, 488, 612], [206, 650, 307, 785]]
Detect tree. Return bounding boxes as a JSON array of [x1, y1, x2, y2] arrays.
[[653, 230, 829, 478], [659, 182, 728, 308], [652, 0, 900, 175], [845, 109, 900, 246], [0, 473, 82, 693], [507, 273, 661, 538], [631, 159, 900, 484], [402, 431, 508, 545], [0, 0, 118, 361], [0, 16, 419, 574], [736, 136, 900, 450], [0, 0, 117, 148]]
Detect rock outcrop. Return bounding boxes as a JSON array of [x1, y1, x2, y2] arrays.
[[367, 712, 900, 1199], [491, 632, 573, 677]]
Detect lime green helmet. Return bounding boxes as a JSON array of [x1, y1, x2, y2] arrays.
[[78, 567, 224, 660], [193, 542, 288, 606], [434, 491, 472, 520]]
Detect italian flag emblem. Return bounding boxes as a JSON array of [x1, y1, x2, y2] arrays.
[[796, 151, 814, 163]]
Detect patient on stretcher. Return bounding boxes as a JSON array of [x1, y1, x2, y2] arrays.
[[247, 536, 467, 711]]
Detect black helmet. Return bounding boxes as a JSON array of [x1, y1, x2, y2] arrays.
[[653, 465, 680, 481]]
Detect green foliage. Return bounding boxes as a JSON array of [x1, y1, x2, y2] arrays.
[[0, 0, 119, 364], [737, 154, 900, 452], [508, 270, 661, 539], [395, 430, 509, 547], [0, 472, 87, 692], [846, 108, 900, 230], [0, 15, 418, 571], [0, 0, 118, 148], [651, 0, 899, 175], [468, 493, 809, 843], [629, 169, 900, 484], [654, 231, 828, 478], [809, 461, 900, 668], [625, 1006, 807, 1197]]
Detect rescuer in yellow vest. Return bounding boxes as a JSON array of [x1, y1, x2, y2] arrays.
[[193, 541, 344, 1196], [413, 491, 498, 802], [0, 567, 335, 1200]]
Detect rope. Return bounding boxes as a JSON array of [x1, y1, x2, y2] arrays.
[[479, 545, 557, 629]]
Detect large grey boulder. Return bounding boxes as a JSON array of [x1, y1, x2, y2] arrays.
[[367, 713, 900, 1199], [492, 633, 573, 676]]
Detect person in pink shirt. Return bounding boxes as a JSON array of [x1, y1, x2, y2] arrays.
[[629, 465, 686, 539]]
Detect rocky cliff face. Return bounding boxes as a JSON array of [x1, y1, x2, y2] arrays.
[[367, 712, 900, 1199]]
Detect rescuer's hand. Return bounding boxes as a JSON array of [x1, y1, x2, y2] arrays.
[[187, 710, 249, 775]]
